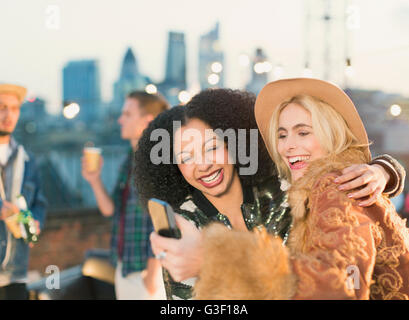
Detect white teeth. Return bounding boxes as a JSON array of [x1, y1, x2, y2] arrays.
[[201, 170, 221, 183], [289, 156, 310, 164]]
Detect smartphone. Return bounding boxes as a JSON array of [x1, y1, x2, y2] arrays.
[[147, 198, 181, 239]]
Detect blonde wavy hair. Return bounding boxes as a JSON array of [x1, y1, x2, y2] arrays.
[[268, 94, 369, 181]]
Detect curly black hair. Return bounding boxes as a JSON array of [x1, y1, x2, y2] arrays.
[[134, 88, 276, 208]]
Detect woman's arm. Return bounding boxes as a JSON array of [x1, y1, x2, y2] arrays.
[[334, 154, 405, 206]]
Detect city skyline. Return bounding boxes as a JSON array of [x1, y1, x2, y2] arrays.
[[2, 0, 409, 114]]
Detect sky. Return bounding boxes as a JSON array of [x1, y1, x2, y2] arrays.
[[1, 0, 409, 114]]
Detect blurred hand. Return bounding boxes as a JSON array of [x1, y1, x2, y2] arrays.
[[150, 214, 203, 282], [0, 200, 19, 220], [334, 163, 389, 207], [81, 155, 103, 185], [35, 220, 41, 235]]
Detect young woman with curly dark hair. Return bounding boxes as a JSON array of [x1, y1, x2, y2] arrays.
[[135, 89, 276, 209], [135, 89, 292, 299], [134, 88, 402, 300]]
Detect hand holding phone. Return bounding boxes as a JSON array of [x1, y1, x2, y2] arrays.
[[148, 198, 181, 239]]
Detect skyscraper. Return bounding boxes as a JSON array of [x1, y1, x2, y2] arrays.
[[246, 48, 271, 95], [158, 31, 187, 106], [63, 60, 101, 123], [164, 32, 186, 88], [112, 47, 150, 113], [199, 22, 225, 89]]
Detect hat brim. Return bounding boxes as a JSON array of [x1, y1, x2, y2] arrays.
[[254, 78, 370, 160], [0, 84, 27, 104]]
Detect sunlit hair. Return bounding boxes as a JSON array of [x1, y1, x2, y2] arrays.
[[268, 94, 368, 180], [127, 90, 170, 118]]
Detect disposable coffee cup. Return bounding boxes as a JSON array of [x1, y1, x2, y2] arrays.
[[84, 147, 102, 172]]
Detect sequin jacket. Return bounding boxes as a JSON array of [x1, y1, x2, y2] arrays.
[[163, 175, 292, 300], [194, 149, 409, 300]]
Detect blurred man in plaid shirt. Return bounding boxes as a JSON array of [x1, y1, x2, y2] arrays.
[[82, 91, 169, 299]]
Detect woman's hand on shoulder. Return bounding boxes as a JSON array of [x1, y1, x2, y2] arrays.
[[334, 163, 389, 207]]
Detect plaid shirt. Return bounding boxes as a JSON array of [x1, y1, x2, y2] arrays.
[[110, 150, 154, 277]]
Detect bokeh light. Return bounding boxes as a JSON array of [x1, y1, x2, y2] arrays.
[[207, 73, 220, 85], [63, 103, 80, 119]]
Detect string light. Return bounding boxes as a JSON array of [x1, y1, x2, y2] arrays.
[[145, 84, 157, 94], [208, 73, 220, 85], [178, 91, 191, 104], [63, 103, 80, 119], [390, 104, 402, 117], [211, 62, 223, 73]]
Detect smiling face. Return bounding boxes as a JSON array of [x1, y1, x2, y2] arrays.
[[277, 103, 326, 181], [174, 118, 238, 198]]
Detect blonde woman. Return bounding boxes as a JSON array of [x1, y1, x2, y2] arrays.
[[194, 78, 409, 300]]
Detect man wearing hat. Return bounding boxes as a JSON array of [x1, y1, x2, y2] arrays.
[[0, 84, 47, 300]]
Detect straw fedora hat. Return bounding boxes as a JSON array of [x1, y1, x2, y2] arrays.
[[0, 84, 27, 104], [254, 78, 370, 160]]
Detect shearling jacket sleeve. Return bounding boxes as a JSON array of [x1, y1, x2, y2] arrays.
[[194, 174, 379, 300]]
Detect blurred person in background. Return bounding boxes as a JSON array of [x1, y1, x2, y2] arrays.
[[82, 91, 169, 300], [0, 84, 47, 300]]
